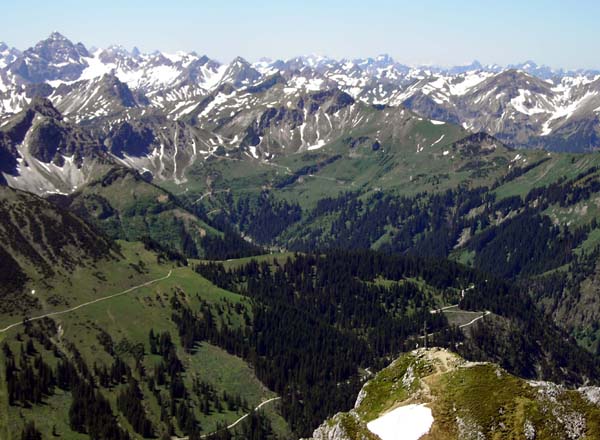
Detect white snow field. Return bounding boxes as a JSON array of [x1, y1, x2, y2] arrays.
[[366, 404, 434, 440]]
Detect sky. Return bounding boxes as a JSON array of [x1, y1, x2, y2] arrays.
[[2, 0, 599, 69]]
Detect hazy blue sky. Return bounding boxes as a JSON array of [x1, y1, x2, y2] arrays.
[[3, 0, 599, 69]]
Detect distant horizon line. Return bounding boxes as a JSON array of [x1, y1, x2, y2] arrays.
[[1, 31, 599, 74]]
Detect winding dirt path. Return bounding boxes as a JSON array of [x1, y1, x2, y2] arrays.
[[429, 304, 459, 314], [193, 189, 231, 204], [418, 308, 490, 340], [0, 270, 173, 333], [458, 311, 491, 329], [173, 397, 282, 440]]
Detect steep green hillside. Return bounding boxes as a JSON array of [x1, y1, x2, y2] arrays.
[[55, 167, 218, 256], [179, 129, 524, 212], [51, 167, 263, 260], [0, 185, 121, 315], [0, 241, 290, 440]]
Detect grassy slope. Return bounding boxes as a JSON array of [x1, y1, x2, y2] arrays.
[[430, 363, 600, 439], [167, 119, 524, 212], [200, 251, 297, 270], [494, 152, 600, 200], [271, 121, 512, 208], [0, 242, 290, 439], [0, 241, 167, 325]]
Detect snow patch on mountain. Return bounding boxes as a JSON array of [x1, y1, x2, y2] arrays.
[[431, 134, 445, 146], [201, 64, 228, 90], [511, 89, 548, 115], [307, 139, 326, 151], [541, 90, 599, 135], [366, 404, 433, 440]]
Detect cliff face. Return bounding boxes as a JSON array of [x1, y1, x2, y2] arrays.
[[308, 348, 600, 440]]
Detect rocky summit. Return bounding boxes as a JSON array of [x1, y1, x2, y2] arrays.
[[309, 348, 600, 440]]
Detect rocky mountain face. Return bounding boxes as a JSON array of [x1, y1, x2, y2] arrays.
[[0, 34, 598, 140], [0, 42, 20, 69], [309, 348, 600, 440], [0, 97, 111, 193], [8, 32, 89, 83], [398, 70, 600, 152]]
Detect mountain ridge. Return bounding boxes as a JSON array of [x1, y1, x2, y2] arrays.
[[1, 32, 600, 156]]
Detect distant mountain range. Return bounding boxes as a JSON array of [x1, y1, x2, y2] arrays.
[[1, 32, 600, 195]]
